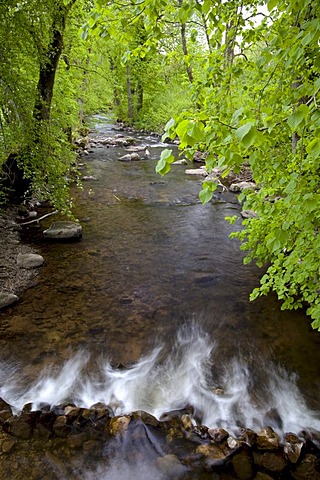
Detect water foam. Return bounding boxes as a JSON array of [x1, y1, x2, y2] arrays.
[[0, 323, 319, 436]]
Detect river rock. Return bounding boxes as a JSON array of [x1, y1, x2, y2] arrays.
[[119, 152, 141, 162], [3, 413, 36, 440], [53, 415, 71, 438], [231, 449, 254, 480], [254, 451, 287, 473], [17, 253, 44, 269], [284, 432, 305, 463], [156, 454, 187, 477], [181, 414, 193, 431], [43, 221, 82, 240], [109, 415, 131, 436], [172, 159, 188, 165], [208, 427, 229, 443], [256, 427, 280, 450], [1, 437, 16, 454], [195, 443, 231, 467], [291, 453, 320, 479], [0, 292, 19, 309], [240, 210, 257, 219], [132, 410, 159, 427], [0, 398, 13, 423], [185, 168, 208, 176], [99, 136, 136, 147], [230, 181, 256, 192]]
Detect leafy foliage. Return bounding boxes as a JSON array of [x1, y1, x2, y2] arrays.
[[0, 0, 319, 329], [85, 0, 320, 328]]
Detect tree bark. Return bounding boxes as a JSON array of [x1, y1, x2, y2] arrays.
[[126, 63, 133, 121], [33, 2, 76, 123], [178, 0, 193, 84]]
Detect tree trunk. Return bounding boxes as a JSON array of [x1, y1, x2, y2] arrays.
[[126, 63, 133, 121], [224, 19, 235, 66], [136, 81, 143, 112], [78, 48, 91, 126], [33, 1, 76, 122], [33, 13, 66, 122], [178, 0, 193, 84]]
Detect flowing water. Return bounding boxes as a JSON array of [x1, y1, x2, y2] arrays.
[[0, 115, 320, 478]]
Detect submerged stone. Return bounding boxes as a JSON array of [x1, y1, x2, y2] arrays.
[[43, 221, 82, 240]]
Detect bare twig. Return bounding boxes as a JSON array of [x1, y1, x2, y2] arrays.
[[20, 210, 59, 226]]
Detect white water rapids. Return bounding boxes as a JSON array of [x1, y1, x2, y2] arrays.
[[1, 323, 319, 438]]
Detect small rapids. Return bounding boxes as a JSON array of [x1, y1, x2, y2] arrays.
[[1, 322, 319, 437]]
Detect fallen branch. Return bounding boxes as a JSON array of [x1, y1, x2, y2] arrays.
[[20, 210, 59, 226]]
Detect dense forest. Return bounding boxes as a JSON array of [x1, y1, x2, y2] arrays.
[[0, 0, 319, 328]]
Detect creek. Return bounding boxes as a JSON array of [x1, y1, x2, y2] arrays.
[[0, 115, 319, 478]]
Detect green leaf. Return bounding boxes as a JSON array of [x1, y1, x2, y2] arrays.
[[199, 180, 217, 204], [287, 104, 309, 131], [187, 121, 204, 142], [199, 188, 214, 204], [235, 123, 256, 148], [235, 123, 252, 141], [176, 119, 190, 139], [306, 138, 320, 158], [155, 149, 175, 175], [267, 0, 278, 11], [301, 30, 315, 46]]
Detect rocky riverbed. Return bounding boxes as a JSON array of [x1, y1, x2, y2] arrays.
[[0, 397, 320, 479], [0, 209, 42, 309]]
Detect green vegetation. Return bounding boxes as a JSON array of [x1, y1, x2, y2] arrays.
[[0, 0, 319, 327]]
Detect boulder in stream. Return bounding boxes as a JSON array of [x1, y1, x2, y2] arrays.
[[43, 221, 82, 241]]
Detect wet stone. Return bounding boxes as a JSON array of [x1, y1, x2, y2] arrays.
[[109, 415, 131, 436], [67, 432, 87, 449], [284, 432, 305, 464], [181, 414, 193, 431], [239, 428, 257, 448], [227, 436, 240, 450], [64, 405, 82, 419], [0, 398, 13, 423], [0, 292, 19, 309], [291, 453, 320, 480], [43, 221, 82, 240], [83, 439, 103, 456], [232, 449, 254, 480], [256, 427, 280, 451], [254, 451, 287, 473], [253, 473, 274, 480], [53, 415, 71, 438], [3, 413, 37, 440], [195, 443, 230, 467], [156, 453, 187, 477], [132, 410, 159, 427], [37, 411, 57, 430], [1, 438, 16, 453]]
